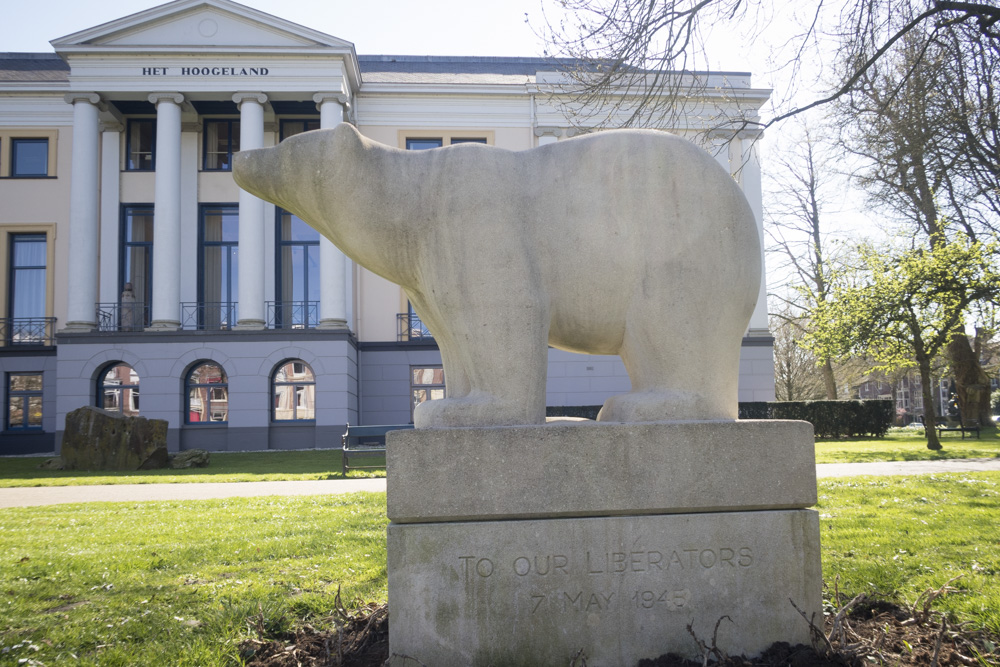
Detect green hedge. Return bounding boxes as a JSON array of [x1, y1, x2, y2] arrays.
[[738, 400, 894, 438], [548, 400, 894, 438]]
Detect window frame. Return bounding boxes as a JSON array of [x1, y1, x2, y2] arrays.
[[271, 359, 316, 422], [0, 130, 57, 178], [6, 372, 43, 431], [274, 208, 320, 329], [185, 361, 229, 425], [399, 130, 494, 150], [410, 366, 446, 423], [7, 233, 47, 323], [202, 118, 240, 171], [125, 118, 156, 171], [97, 362, 140, 417], [279, 118, 321, 142], [198, 203, 239, 329], [10, 138, 49, 178], [119, 205, 154, 329], [0, 226, 55, 328]]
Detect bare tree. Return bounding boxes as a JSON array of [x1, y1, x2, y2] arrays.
[[770, 311, 826, 401], [766, 122, 843, 398], [536, 0, 1000, 135]]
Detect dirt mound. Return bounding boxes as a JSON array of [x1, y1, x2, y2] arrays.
[[240, 595, 998, 667]]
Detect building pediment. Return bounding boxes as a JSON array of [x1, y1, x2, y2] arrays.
[[51, 0, 354, 53]]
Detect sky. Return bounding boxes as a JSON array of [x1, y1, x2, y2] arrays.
[[3, 0, 766, 69], [2, 0, 875, 292]]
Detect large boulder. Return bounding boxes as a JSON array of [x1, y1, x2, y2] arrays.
[[60, 406, 169, 471], [169, 449, 210, 469]]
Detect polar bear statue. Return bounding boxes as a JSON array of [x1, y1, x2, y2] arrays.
[[233, 123, 761, 428]]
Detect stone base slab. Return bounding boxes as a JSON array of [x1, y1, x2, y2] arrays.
[[388, 509, 822, 666], [387, 420, 816, 522]]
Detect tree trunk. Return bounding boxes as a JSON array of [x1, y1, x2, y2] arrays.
[[918, 355, 943, 450], [821, 358, 838, 399], [947, 332, 994, 426]]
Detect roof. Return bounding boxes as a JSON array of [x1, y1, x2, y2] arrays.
[[358, 55, 580, 85], [0, 53, 69, 83]]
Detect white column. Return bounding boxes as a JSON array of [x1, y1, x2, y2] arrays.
[[62, 93, 102, 332], [740, 132, 769, 336], [147, 92, 184, 330], [534, 126, 563, 146], [233, 92, 268, 329], [98, 122, 123, 304], [313, 93, 349, 329]]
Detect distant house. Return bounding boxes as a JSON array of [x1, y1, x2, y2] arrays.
[[0, 0, 775, 455], [856, 372, 952, 425]]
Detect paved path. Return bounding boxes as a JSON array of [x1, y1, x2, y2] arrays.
[[815, 457, 1000, 478], [0, 479, 387, 509], [1, 458, 998, 508]]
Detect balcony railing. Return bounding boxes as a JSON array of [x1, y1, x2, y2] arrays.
[[0, 317, 56, 346], [397, 312, 433, 342], [267, 301, 318, 329], [181, 302, 238, 331], [96, 302, 150, 332]]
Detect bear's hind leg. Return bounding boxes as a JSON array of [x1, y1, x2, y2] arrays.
[[598, 315, 741, 422]]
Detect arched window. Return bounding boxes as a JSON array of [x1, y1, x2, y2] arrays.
[[186, 361, 228, 424], [98, 362, 140, 417], [272, 360, 315, 421]]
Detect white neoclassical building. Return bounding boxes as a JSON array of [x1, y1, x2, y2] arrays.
[[0, 0, 775, 455]]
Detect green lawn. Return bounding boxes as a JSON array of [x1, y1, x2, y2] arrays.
[[0, 450, 385, 488], [814, 427, 1000, 463], [1, 474, 997, 665], [0, 493, 388, 666]]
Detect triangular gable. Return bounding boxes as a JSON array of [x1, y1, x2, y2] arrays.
[[51, 0, 353, 51]]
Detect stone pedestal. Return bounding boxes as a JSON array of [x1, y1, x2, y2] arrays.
[[386, 421, 822, 666]]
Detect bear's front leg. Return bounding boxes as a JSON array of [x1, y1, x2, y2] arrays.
[[412, 295, 550, 428]]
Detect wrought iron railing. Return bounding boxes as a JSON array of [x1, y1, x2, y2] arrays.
[[96, 302, 150, 332], [0, 317, 56, 346], [397, 312, 433, 341], [181, 302, 238, 331], [267, 301, 318, 329]]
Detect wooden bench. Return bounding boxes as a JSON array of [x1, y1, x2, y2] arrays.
[[937, 418, 981, 440], [341, 424, 414, 474]]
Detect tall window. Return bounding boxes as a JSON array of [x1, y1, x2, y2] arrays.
[[7, 234, 46, 323], [6, 373, 42, 430], [126, 119, 155, 171], [411, 367, 446, 421], [186, 362, 228, 424], [11, 138, 48, 177], [98, 363, 140, 417], [203, 119, 240, 170], [280, 119, 320, 141], [200, 205, 238, 329], [275, 210, 319, 328], [120, 206, 153, 328], [272, 360, 316, 421]]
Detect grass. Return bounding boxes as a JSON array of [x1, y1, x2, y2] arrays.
[[1, 474, 998, 665], [814, 426, 1000, 463], [0, 493, 388, 666], [817, 471, 1000, 636], [0, 450, 385, 488]]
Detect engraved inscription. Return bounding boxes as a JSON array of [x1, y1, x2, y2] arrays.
[[630, 589, 691, 610], [530, 590, 616, 613], [458, 546, 753, 580]]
